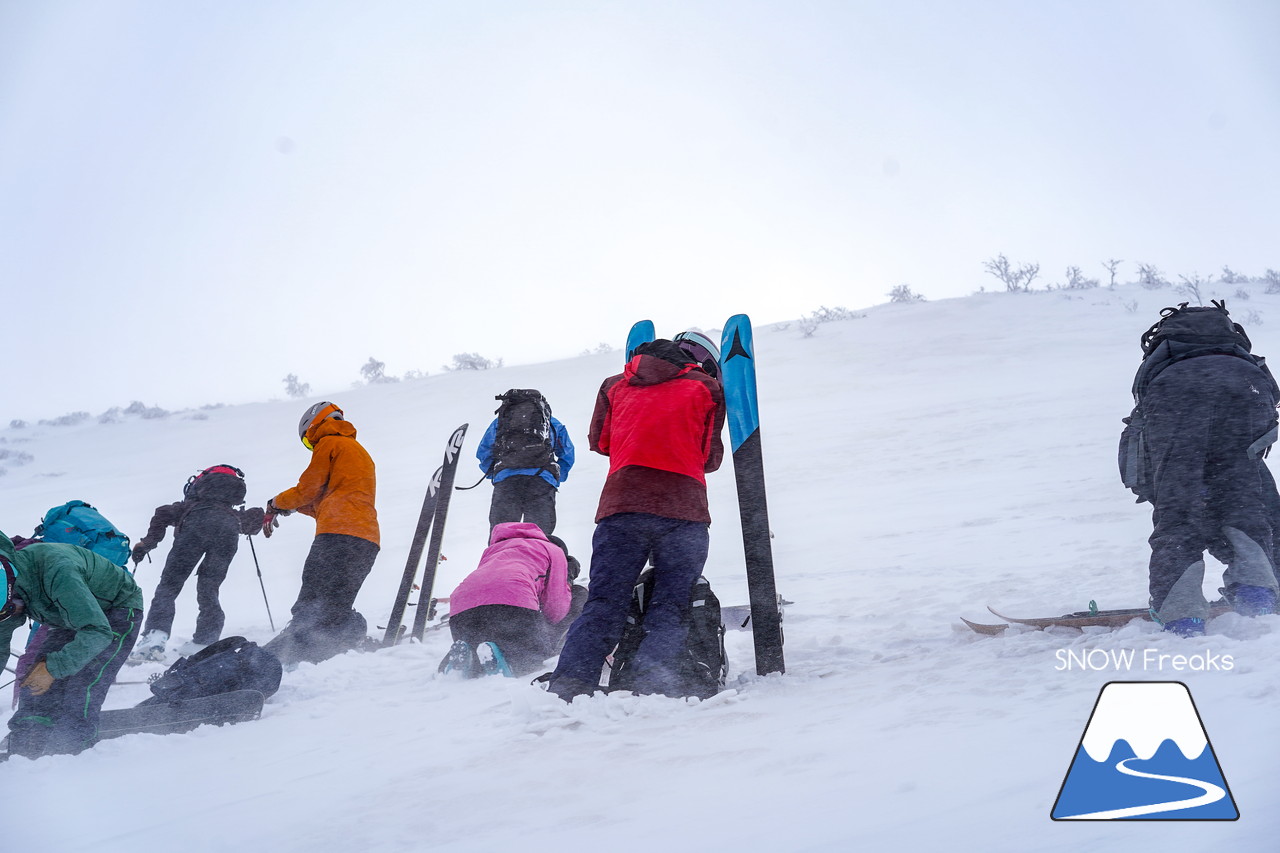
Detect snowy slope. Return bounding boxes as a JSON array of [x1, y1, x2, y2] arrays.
[[3, 286, 1278, 851]]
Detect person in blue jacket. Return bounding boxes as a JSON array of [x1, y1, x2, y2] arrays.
[[475, 389, 574, 535]]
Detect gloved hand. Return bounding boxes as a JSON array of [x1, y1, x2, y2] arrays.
[[266, 498, 293, 516], [262, 511, 280, 538], [131, 543, 151, 566], [21, 660, 55, 696]]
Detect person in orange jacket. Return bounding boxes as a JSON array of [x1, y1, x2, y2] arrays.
[[261, 401, 380, 665]]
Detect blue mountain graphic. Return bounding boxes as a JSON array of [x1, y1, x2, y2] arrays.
[[1053, 738, 1238, 820]]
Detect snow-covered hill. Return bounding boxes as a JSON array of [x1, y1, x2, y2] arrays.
[[3, 286, 1277, 851]]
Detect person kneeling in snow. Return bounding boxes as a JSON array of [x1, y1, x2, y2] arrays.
[[0, 531, 143, 759], [439, 522, 580, 677]]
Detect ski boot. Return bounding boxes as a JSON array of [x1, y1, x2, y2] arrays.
[[438, 640, 479, 678], [476, 641, 514, 677], [127, 630, 169, 665], [1223, 584, 1277, 617]]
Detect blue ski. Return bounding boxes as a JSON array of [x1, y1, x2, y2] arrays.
[[720, 315, 784, 675], [626, 319, 655, 362]]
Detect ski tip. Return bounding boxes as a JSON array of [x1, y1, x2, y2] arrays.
[[961, 616, 1008, 635]]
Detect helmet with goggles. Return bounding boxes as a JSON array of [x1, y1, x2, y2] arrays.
[[298, 402, 344, 450]]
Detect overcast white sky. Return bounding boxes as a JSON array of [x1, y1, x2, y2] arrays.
[[3, 0, 1279, 419]]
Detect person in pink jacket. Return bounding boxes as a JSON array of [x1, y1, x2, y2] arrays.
[[440, 522, 578, 677]]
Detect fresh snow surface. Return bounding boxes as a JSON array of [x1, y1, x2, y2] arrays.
[[3, 285, 1278, 851]]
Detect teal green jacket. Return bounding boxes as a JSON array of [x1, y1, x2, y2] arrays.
[[0, 531, 143, 679]]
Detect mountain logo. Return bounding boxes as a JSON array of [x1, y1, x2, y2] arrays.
[[1051, 681, 1239, 821]]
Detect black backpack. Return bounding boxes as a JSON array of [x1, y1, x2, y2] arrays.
[[1132, 301, 1262, 402], [1121, 302, 1278, 501], [608, 567, 728, 700], [489, 389, 558, 477], [140, 636, 283, 705], [183, 465, 248, 505]]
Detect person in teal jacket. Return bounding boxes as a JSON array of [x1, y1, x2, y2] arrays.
[[0, 530, 143, 758]]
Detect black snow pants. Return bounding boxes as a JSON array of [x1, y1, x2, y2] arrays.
[[143, 506, 241, 644], [489, 474, 557, 535], [1144, 355, 1280, 622], [264, 533, 378, 665]]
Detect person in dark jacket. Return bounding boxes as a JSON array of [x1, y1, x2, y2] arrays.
[[474, 390, 575, 535], [1125, 304, 1280, 636], [262, 402, 380, 665], [129, 465, 265, 662], [1, 531, 143, 758], [548, 331, 725, 701]]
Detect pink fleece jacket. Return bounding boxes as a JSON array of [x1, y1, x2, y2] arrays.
[[449, 522, 571, 624]]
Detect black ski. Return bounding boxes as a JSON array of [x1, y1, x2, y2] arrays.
[[409, 423, 468, 641], [383, 424, 467, 646], [97, 689, 265, 740], [720, 314, 784, 675]]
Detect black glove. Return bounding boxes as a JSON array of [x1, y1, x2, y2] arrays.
[[131, 543, 151, 565]]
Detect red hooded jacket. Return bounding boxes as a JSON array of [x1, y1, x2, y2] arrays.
[[589, 347, 725, 523]]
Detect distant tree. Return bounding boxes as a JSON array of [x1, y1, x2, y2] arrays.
[[887, 284, 926, 303], [1137, 263, 1170, 290], [9, 420, 25, 429], [283, 373, 311, 398], [1265, 269, 1280, 295], [1220, 265, 1248, 284], [982, 254, 1040, 292], [579, 342, 615, 357], [1245, 309, 1264, 326], [402, 369, 429, 381], [445, 352, 502, 371], [1102, 259, 1123, 288], [360, 357, 399, 384], [1061, 266, 1100, 290], [1176, 273, 1210, 306]]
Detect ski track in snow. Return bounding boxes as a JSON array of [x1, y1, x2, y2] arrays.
[[2, 287, 1279, 851]]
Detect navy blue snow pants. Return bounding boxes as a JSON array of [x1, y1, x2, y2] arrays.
[[550, 513, 708, 699]]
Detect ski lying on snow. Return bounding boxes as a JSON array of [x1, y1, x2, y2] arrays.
[[965, 602, 1234, 634], [97, 689, 265, 739]]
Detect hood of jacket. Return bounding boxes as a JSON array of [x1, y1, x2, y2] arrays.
[[625, 341, 698, 387], [488, 521, 549, 547], [305, 416, 358, 449]]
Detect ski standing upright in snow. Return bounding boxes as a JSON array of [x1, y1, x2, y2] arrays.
[[720, 314, 785, 675], [625, 319, 655, 362], [383, 424, 468, 646]]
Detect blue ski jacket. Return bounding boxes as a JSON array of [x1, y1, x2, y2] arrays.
[[476, 417, 575, 488]]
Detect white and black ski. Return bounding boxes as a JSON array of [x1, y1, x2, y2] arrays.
[[383, 424, 468, 646]]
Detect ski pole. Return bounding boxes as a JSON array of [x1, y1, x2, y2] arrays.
[[246, 534, 276, 632]]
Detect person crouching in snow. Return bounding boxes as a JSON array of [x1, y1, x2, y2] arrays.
[[0, 531, 143, 759], [129, 465, 266, 663], [439, 521, 575, 677], [262, 402, 380, 665]]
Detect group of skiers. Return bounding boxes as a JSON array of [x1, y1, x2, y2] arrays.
[[9, 301, 1278, 761], [1, 329, 726, 758]]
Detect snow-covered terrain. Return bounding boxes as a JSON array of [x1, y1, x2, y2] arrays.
[[3, 285, 1277, 851]]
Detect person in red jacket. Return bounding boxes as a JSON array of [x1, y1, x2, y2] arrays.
[[547, 331, 725, 701], [262, 402, 380, 665]]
